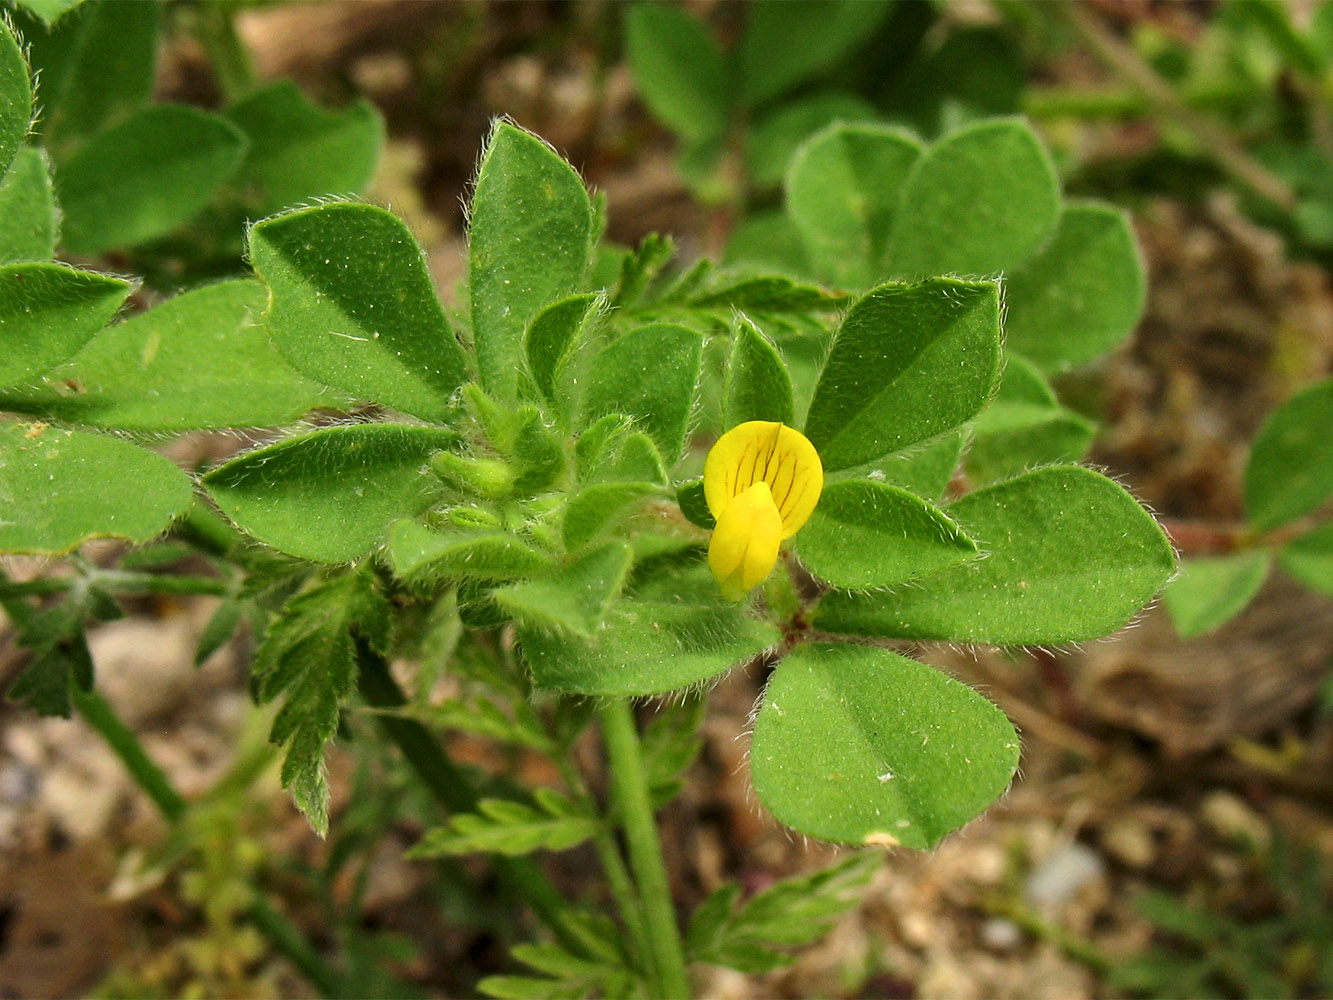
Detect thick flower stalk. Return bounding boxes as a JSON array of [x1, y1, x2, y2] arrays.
[[704, 421, 823, 601]]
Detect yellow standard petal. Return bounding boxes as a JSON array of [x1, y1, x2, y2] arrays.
[[708, 480, 783, 602], [703, 421, 823, 539]]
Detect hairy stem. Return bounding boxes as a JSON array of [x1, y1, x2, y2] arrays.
[[599, 699, 691, 998]]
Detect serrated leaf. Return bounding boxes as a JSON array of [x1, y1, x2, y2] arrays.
[[521, 563, 779, 696], [687, 853, 880, 972], [3, 596, 94, 717], [0, 147, 58, 263], [1003, 202, 1146, 371], [412, 697, 554, 753], [724, 316, 794, 428], [751, 644, 1019, 846], [225, 80, 383, 215], [524, 292, 600, 410], [1164, 551, 1271, 639], [803, 279, 1002, 472], [884, 118, 1060, 280], [0, 423, 192, 554], [3, 279, 336, 429], [965, 355, 1096, 484], [26, 0, 158, 151], [1244, 377, 1333, 531], [255, 572, 387, 834], [815, 466, 1175, 644], [795, 479, 978, 589], [55, 104, 248, 254], [203, 425, 458, 563], [786, 122, 923, 289], [1280, 518, 1333, 597], [493, 543, 632, 637], [746, 91, 877, 190], [579, 323, 702, 465], [738, 0, 891, 106], [470, 122, 593, 402], [248, 202, 467, 423], [388, 520, 552, 582], [624, 3, 728, 144], [0, 19, 30, 180], [0, 262, 131, 387], [409, 790, 598, 858]]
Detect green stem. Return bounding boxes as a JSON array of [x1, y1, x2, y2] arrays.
[[72, 684, 343, 996], [599, 699, 690, 999], [194, 3, 258, 105], [354, 641, 594, 960], [94, 571, 231, 597]]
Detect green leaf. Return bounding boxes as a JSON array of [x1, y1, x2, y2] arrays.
[[687, 274, 844, 313], [751, 644, 1019, 846], [0, 423, 192, 553], [0, 19, 31, 179], [687, 854, 880, 972], [724, 316, 793, 427], [641, 695, 705, 808], [786, 122, 923, 289], [470, 121, 593, 402], [795, 480, 978, 589], [3, 279, 336, 429], [803, 279, 1002, 472], [746, 91, 877, 190], [0, 147, 58, 263], [248, 202, 467, 422], [254, 572, 387, 834], [579, 323, 703, 465], [2, 596, 95, 717], [965, 355, 1096, 485], [815, 466, 1175, 644], [388, 520, 552, 583], [481, 940, 637, 1000], [847, 431, 966, 501], [26, 0, 159, 150], [676, 478, 715, 530], [884, 118, 1060, 280], [724, 210, 812, 276], [1244, 377, 1333, 531], [493, 543, 633, 636], [12, 0, 87, 24], [524, 292, 601, 410], [55, 104, 248, 254], [521, 563, 779, 696], [225, 80, 383, 215], [1280, 518, 1333, 597], [1003, 202, 1146, 372], [738, 0, 892, 106], [0, 262, 131, 387], [1163, 551, 1271, 639], [203, 425, 459, 563], [624, 3, 728, 144], [561, 482, 659, 552], [409, 789, 598, 858]]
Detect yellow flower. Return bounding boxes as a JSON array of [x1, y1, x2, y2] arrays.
[[703, 421, 823, 601]]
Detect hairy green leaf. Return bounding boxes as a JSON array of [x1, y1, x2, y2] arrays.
[[885, 118, 1060, 279], [786, 122, 923, 288], [248, 202, 467, 422], [0, 148, 58, 263], [579, 323, 703, 465], [796, 479, 978, 589], [1004, 202, 1146, 371], [815, 466, 1175, 644], [724, 316, 794, 427], [803, 279, 1002, 471], [1164, 551, 1271, 639], [493, 543, 633, 636], [0, 262, 131, 387], [388, 520, 552, 583], [226, 80, 383, 215], [524, 292, 601, 411], [410, 789, 598, 857], [0, 20, 31, 179], [56, 105, 247, 253], [5, 279, 336, 429], [0, 423, 191, 553], [203, 424, 459, 563], [471, 122, 592, 402], [624, 3, 728, 143], [1244, 377, 1333, 531], [752, 644, 1019, 846]]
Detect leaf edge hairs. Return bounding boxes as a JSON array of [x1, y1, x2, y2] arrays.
[[704, 421, 823, 601]]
